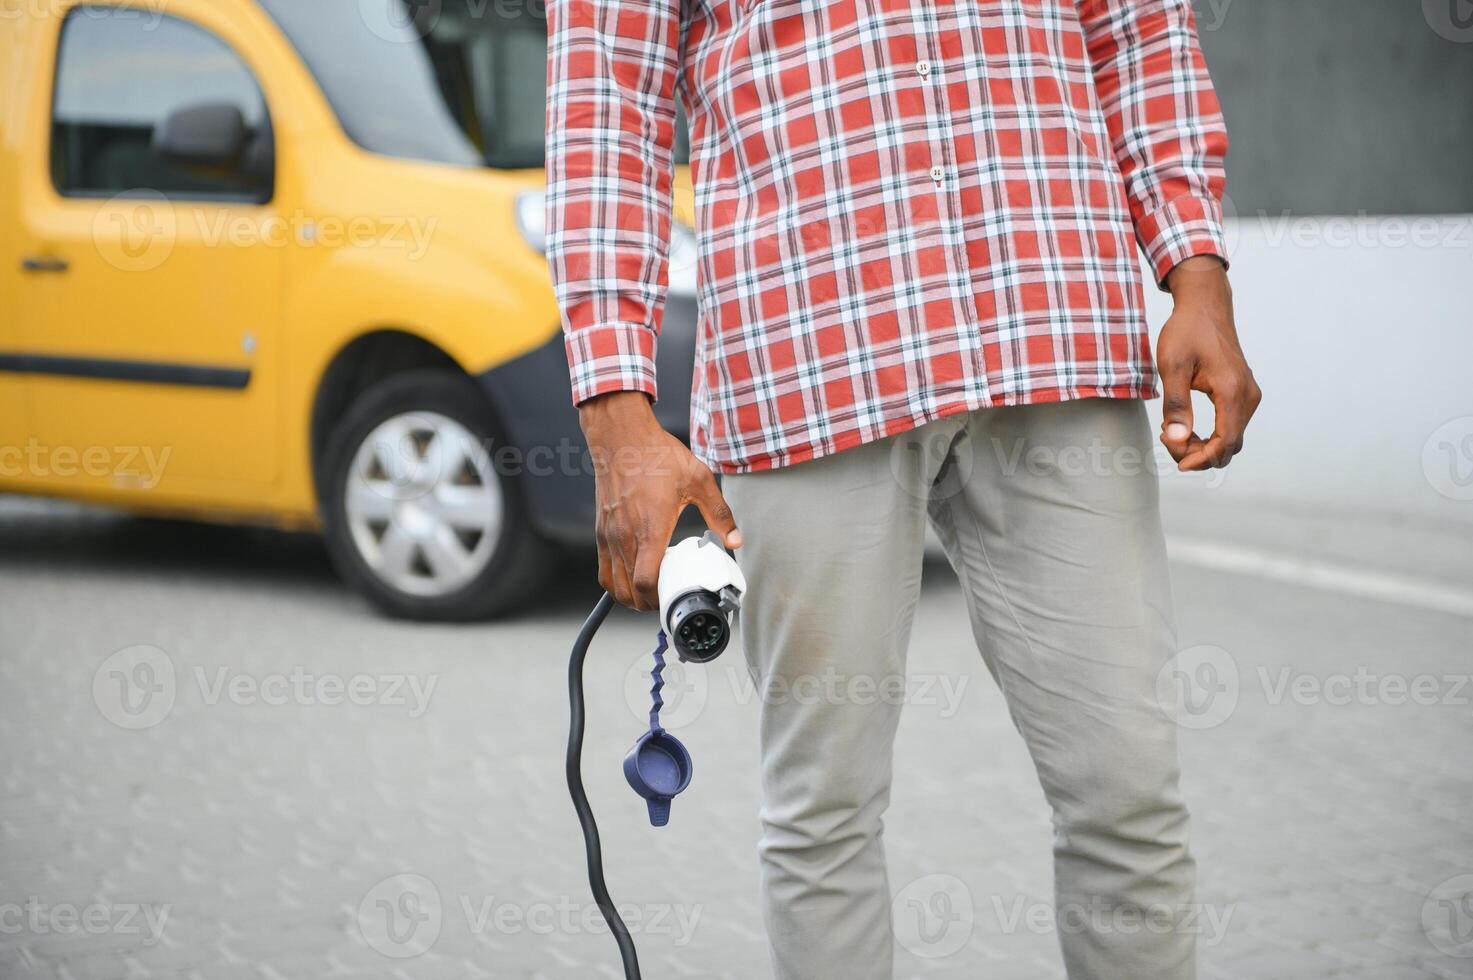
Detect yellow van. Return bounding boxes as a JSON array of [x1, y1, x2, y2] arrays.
[[0, 0, 700, 619]]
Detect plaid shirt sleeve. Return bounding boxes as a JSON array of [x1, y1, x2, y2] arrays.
[[545, 0, 682, 406], [1077, 0, 1230, 287]]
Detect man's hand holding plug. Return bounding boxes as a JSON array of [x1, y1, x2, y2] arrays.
[[579, 392, 740, 611]]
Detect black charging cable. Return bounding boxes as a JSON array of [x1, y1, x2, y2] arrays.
[[565, 591, 643, 980]]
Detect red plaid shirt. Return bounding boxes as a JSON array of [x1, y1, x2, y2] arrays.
[[546, 0, 1229, 473]]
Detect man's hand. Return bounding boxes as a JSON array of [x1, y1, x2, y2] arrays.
[[1157, 256, 1262, 470], [579, 391, 741, 610]]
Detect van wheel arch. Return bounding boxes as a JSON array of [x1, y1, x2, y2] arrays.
[[310, 335, 555, 619], [310, 330, 468, 498]]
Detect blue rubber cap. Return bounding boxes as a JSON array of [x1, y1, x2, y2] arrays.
[[623, 730, 693, 827]]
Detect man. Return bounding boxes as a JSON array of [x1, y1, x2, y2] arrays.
[[546, 0, 1259, 976]]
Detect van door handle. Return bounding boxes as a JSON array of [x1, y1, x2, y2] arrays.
[[21, 256, 70, 273]]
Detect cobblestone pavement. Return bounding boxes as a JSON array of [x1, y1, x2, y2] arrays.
[[0, 497, 1470, 980]]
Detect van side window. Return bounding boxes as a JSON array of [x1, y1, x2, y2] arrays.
[[50, 8, 273, 201]]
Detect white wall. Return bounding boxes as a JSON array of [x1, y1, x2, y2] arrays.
[[1142, 215, 1473, 526]]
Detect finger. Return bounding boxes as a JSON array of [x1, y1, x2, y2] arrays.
[[631, 512, 680, 613], [595, 525, 615, 596], [1176, 434, 1213, 472], [1158, 355, 1197, 462], [613, 529, 643, 609], [1200, 377, 1252, 469], [603, 522, 638, 608], [686, 469, 742, 549], [1179, 438, 1225, 471]]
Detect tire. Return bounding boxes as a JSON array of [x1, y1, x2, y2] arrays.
[[320, 368, 554, 620]]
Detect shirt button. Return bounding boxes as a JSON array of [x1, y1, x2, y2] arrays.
[[916, 60, 932, 78], [930, 165, 945, 183]]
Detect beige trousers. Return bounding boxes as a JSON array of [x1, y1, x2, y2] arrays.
[[722, 399, 1194, 980]]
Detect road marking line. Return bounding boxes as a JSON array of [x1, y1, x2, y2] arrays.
[[1166, 536, 1473, 619]]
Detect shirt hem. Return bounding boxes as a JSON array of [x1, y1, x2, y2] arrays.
[[702, 384, 1159, 475]]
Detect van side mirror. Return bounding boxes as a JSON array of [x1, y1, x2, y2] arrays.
[[153, 102, 249, 167]]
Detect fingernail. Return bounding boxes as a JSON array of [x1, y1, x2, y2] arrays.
[[727, 530, 743, 548], [1165, 423, 1191, 442]]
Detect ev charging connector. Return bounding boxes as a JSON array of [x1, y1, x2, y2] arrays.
[[625, 532, 745, 825], [565, 532, 745, 980], [658, 531, 746, 663]]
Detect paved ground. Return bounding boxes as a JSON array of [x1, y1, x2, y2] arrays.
[[0, 494, 1470, 980]]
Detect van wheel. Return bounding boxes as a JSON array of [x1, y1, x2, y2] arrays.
[[321, 369, 553, 620]]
